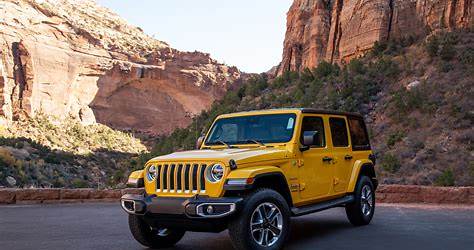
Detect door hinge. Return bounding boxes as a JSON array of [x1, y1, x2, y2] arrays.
[[297, 159, 304, 167], [290, 183, 300, 192]]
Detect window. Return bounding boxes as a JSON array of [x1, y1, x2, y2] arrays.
[[348, 117, 370, 150], [300, 116, 325, 147], [329, 118, 349, 147], [206, 114, 296, 145]]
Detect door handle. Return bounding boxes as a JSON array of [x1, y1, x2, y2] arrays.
[[322, 156, 333, 162], [344, 155, 353, 160]]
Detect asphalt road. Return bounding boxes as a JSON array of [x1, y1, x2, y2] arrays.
[[0, 203, 473, 250]]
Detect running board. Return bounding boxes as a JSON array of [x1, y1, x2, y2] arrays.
[[291, 195, 355, 217]]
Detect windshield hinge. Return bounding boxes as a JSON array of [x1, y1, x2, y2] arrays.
[[297, 159, 304, 167]]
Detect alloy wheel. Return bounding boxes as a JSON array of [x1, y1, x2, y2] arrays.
[[250, 202, 283, 247], [360, 185, 374, 216]]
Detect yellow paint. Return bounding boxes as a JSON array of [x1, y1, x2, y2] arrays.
[[129, 170, 144, 179], [347, 159, 374, 192], [128, 109, 375, 208]]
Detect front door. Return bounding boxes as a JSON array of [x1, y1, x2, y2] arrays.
[[298, 115, 334, 201]]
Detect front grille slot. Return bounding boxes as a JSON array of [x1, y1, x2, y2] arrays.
[[169, 164, 176, 190], [200, 164, 207, 191], [192, 164, 199, 191], [162, 164, 169, 190], [156, 165, 161, 190], [155, 162, 208, 194], [176, 164, 183, 191], [184, 164, 191, 191]]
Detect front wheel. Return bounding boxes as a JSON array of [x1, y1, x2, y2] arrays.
[[345, 175, 375, 226], [228, 189, 291, 250], [128, 215, 185, 249]]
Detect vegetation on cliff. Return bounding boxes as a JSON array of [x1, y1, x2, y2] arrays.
[[0, 115, 146, 188], [147, 31, 474, 186]]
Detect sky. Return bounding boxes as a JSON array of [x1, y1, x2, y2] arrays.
[[97, 0, 293, 73]]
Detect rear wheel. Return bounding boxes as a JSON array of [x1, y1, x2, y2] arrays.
[[345, 175, 375, 226], [228, 189, 290, 250], [128, 215, 185, 249]]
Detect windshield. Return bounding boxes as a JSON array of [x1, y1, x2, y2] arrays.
[[205, 113, 297, 145]]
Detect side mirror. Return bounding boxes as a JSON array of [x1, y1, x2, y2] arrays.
[[300, 131, 318, 152], [196, 136, 205, 149]]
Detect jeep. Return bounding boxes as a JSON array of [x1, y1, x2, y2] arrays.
[[121, 108, 377, 250]]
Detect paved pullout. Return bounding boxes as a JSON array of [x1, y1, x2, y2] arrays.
[[0, 203, 473, 250]]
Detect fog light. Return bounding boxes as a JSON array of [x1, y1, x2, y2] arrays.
[[206, 205, 214, 214]]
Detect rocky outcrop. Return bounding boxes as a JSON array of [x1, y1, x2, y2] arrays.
[[278, 0, 473, 74], [0, 0, 241, 134]]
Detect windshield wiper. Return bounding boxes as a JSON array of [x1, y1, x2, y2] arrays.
[[213, 140, 233, 149], [246, 139, 266, 146]]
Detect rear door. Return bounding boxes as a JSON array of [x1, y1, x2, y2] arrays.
[[328, 116, 353, 194]]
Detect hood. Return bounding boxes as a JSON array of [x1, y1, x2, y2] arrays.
[[150, 147, 289, 166]]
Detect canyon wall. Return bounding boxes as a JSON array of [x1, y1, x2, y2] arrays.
[[0, 0, 241, 134], [278, 0, 473, 74]]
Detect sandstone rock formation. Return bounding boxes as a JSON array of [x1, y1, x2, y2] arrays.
[[278, 0, 473, 74], [0, 0, 241, 134]]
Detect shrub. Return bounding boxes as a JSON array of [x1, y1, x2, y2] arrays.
[[371, 41, 387, 56], [72, 178, 88, 188], [438, 61, 454, 72], [425, 35, 440, 57], [347, 58, 366, 74], [459, 46, 474, 66], [435, 169, 455, 186], [439, 42, 456, 61], [380, 153, 401, 173], [387, 131, 405, 148], [313, 61, 337, 78]]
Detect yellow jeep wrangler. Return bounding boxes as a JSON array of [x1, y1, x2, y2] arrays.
[[121, 108, 377, 250]]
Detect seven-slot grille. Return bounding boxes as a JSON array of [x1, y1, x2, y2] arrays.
[[153, 163, 208, 194]]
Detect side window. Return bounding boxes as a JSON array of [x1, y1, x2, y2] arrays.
[[348, 117, 370, 150], [329, 117, 349, 147], [300, 116, 325, 147]]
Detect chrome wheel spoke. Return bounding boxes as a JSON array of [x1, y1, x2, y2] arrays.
[[267, 207, 278, 222], [251, 221, 264, 233], [261, 229, 269, 246], [258, 206, 267, 219], [268, 223, 281, 236]]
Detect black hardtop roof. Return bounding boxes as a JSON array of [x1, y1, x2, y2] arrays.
[[300, 108, 363, 118], [220, 108, 364, 118]]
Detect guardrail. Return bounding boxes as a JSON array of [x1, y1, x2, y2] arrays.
[[0, 185, 472, 205]]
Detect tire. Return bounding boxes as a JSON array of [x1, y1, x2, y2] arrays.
[[228, 188, 291, 250], [128, 214, 185, 249], [345, 175, 375, 226]]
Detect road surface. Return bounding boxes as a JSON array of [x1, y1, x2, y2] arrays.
[[0, 203, 473, 250]]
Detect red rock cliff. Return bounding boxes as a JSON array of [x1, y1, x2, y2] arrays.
[[278, 0, 473, 74], [0, 0, 241, 134]]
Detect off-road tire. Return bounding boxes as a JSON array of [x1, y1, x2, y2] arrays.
[[345, 175, 375, 226], [228, 188, 291, 250], [128, 214, 185, 249]]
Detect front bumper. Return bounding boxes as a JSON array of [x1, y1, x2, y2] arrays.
[[121, 194, 243, 218], [120, 194, 243, 232]]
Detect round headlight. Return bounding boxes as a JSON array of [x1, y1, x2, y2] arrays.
[[206, 164, 224, 183], [146, 165, 157, 181]]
